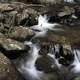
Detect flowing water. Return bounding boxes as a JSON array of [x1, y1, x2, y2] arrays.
[[71, 50, 80, 73], [18, 15, 80, 80], [64, 0, 74, 3]]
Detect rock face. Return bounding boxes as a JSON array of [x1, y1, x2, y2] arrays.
[[0, 52, 24, 80]]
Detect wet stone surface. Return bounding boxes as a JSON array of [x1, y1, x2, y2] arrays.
[[35, 56, 54, 73]]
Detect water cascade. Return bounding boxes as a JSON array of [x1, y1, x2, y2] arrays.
[[18, 15, 80, 80]]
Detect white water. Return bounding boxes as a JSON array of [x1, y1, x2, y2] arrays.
[[71, 50, 80, 73], [48, 44, 62, 68], [19, 41, 43, 80], [31, 15, 61, 37], [18, 15, 62, 80], [18, 14, 80, 80], [64, 0, 74, 3]]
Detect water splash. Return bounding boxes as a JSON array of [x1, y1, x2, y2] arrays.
[[64, 0, 74, 3], [31, 15, 61, 37], [18, 14, 80, 80], [71, 50, 80, 73], [19, 41, 43, 80], [32, 15, 58, 31], [48, 44, 62, 68]]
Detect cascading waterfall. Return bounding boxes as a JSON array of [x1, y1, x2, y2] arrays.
[[48, 44, 62, 68], [18, 15, 80, 80], [71, 50, 80, 73], [19, 41, 43, 80], [18, 15, 62, 80]]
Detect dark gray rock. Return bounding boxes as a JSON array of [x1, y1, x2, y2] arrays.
[[35, 56, 55, 73]]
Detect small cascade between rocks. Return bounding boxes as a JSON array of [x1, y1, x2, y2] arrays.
[[18, 15, 80, 80], [19, 41, 43, 80], [71, 50, 80, 73], [31, 15, 60, 37]]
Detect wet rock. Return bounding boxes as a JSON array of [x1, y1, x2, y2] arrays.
[[58, 66, 75, 80], [58, 45, 74, 66], [0, 2, 39, 27], [0, 13, 5, 21], [16, 12, 29, 26], [74, 76, 80, 80], [35, 56, 55, 73], [9, 26, 35, 41], [17, 0, 63, 5], [0, 38, 30, 59], [39, 0, 63, 4], [19, 8, 38, 26], [23, 8, 38, 17], [0, 3, 14, 12], [0, 38, 26, 50], [39, 42, 50, 55], [58, 6, 75, 17], [0, 33, 5, 38], [19, 14, 38, 26], [0, 52, 24, 80]]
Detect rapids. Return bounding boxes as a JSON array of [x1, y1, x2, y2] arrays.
[[18, 15, 80, 80]]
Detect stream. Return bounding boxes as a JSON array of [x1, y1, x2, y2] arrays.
[[17, 15, 80, 80]]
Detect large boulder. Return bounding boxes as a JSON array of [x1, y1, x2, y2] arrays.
[[0, 38, 26, 50], [35, 56, 56, 73], [0, 52, 24, 80], [0, 38, 30, 59]]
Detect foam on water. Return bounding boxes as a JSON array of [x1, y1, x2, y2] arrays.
[[48, 44, 62, 68], [71, 50, 80, 73], [31, 15, 60, 37], [64, 0, 74, 3], [19, 41, 43, 80]]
